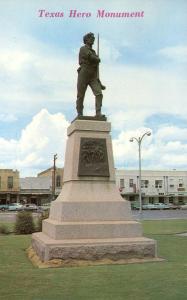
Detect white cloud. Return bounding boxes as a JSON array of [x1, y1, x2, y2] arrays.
[[102, 63, 187, 131], [158, 45, 187, 63], [0, 49, 32, 72], [0, 109, 69, 176], [113, 125, 187, 171], [113, 127, 152, 164], [108, 110, 150, 131], [0, 38, 77, 117], [155, 126, 187, 143]]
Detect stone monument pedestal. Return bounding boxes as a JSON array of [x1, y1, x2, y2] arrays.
[[32, 119, 157, 262]]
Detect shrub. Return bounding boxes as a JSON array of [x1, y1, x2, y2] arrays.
[[37, 210, 49, 232], [0, 224, 9, 235], [14, 211, 35, 234]]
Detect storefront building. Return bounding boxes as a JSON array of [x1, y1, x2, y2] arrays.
[[116, 170, 187, 205]]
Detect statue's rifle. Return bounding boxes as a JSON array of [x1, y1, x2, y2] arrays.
[[97, 33, 100, 81], [97, 33, 106, 90]]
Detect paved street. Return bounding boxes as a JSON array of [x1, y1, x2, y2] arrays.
[[132, 209, 187, 220], [0, 210, 186, 222]]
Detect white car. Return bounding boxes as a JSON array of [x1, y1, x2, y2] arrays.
[[23, 204, 38, 211], [8, 203, 24, 211], [180, 204, 187, 210]]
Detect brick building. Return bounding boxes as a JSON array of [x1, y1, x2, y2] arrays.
[[0, 169, 20, 205], [38, 167, 63, 197]]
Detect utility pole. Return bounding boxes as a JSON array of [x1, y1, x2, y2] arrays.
[[52, 154, 57, 201]]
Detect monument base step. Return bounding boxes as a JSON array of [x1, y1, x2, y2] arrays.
[[42, 219, 143, 240], [32, 232, 157, 262]]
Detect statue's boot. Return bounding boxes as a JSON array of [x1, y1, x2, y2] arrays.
[[76, 99, 83, 117], [95, 94, 104, 117]]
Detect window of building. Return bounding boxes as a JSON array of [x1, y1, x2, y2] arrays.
[[178, 179, 183, 188], [7, 176, 13, 189], [169, 197, 174, 203], [155, 180, 163, 188], [120, 179, 125, 189], [141, 180, 149, 188], [56, 175, 61, 188], [178, 182, 183, 188], [129, 179, 133, 188], [178, 197, 184, 204], [169, 184, 174, 188]]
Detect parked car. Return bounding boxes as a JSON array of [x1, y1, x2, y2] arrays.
[[142, 203, 170, 210], [168, 203, 180, 210], [142, 203, 157, 210], [23, 204, 38, 211], [131, 202, 140, 210], [153, 203, 170, 210], [132, 202, 174, 210], [180, 204, 187, 210], [8, 203, 24, 211], [38, 203, 51, 212], [0, 204, 9, 211]]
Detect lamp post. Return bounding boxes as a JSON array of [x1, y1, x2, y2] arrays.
[[129, 131, 151, 214], [52, 154, 58, 201]]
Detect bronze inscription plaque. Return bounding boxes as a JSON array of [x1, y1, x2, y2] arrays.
[[78, 138, 110, 177]]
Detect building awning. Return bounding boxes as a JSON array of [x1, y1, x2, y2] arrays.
[[20, 192, 51, 195], [0, 191, 19, 194]]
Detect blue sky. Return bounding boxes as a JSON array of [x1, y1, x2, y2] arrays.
[[0, 0, 187, 176]]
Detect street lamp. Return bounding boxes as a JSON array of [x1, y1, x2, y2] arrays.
[[129, 131, 151, 214]]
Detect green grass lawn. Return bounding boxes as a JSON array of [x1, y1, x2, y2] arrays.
[[0, 219, 187, 300]]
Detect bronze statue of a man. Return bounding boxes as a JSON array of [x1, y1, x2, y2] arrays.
[[76, 32, 105, 117]]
